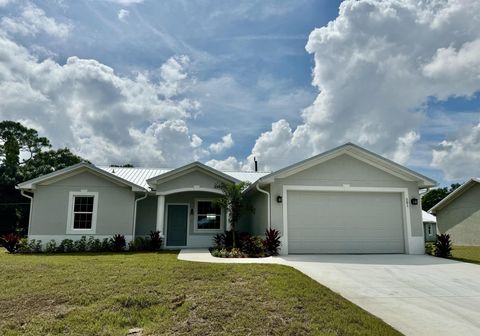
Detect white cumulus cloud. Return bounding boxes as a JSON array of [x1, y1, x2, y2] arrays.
[[209, 133, 234, 154], [431, 123, 480, 180], [212, 0, 480, 176], [0, 31, 205, 167], [0, 3, 70, 38]]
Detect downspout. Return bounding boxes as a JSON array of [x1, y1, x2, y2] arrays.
[[256, 183, 271, 229], [132, 191, 148, 239], [20, 190, 33, 236]]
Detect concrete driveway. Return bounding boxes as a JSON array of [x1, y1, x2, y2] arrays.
[[179, 250, 480, 335], [279, 254, 480, 336]]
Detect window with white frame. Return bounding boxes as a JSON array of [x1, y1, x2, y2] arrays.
[[195, 200, 222, 231], [67, 191, 98, 233]]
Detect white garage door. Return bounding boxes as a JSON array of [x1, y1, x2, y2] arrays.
[[287, 191, 405, 254]]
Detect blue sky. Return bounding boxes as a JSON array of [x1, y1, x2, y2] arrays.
[[0, 0, 479, 187]]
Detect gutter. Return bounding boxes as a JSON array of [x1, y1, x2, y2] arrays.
[[256, 183, 271, 229], [20, 190, 33, 236], [132, 191, 149, 238]]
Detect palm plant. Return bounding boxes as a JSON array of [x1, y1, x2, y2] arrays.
[[215, 181, 253, 247]]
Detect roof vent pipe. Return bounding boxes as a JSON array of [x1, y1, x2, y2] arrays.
[[254, 157, 258, 172]]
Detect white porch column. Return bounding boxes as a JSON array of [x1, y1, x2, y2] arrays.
[[156, 195, 165, 235]]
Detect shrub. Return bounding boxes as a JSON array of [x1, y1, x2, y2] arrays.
[[240, 235, 265, 257], [45, 240, 57, 253], [101, 238, 112, 252], [111, 234, 126, 252], [17, 238, 30, 253], [149, 231, 162, 251], [87, 236, 102, 252], [425, 242, 435, 256], [74, 236, 87, 252], [0, 233, 21, 253], [435, 233, 452, 258], [57, 239, 74, 253], [17, 239, 43, 253], [211, 247, 246, 258], [212, 233, 226, 248], [128, 237, 150, 251], [224, 230, 240, 249], [264, 228, 281, 256]]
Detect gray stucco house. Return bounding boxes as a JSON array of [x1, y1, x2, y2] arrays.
[[430, 178, 480, 246], [18, 143, 436, 255]]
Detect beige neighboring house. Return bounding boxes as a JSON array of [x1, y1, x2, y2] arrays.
[[430, 178, 480, 246], [18, 143, 436, 255]]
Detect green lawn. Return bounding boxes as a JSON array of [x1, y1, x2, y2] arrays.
[[452, 246, 480, 264], [0, 250, 400, 336]]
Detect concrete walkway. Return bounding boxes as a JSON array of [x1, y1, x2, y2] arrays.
[[179, 249, 480, 336]]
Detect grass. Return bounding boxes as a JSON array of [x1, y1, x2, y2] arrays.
[[0, 249, 400, 336], [451, 245, 480, 265]]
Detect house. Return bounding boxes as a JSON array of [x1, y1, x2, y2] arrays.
[[430, 178, 480, 246], [18, 143, 436, 255], [422, 210, 437, 242]]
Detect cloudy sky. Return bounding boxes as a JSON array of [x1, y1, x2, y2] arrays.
[[0, 0, 479, 186]]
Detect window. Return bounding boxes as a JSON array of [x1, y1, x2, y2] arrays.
[[67, 191, 98, 234], [195, 200, 222, 232], [427, 224, 432, 235], [73, 196, 94, 229]]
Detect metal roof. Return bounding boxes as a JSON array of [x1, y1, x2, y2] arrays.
[[99, 166, 270, 190]]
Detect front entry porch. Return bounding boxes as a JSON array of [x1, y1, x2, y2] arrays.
[[153, 191, 230, 248]]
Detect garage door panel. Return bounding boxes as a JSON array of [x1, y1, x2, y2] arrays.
[[287, 191, 405, 254]]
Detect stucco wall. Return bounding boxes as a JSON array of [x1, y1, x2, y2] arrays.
[[29, 171, 135, 242], [436, 184, 480, 245], [267, 154, 423, 239], [135, 195, 157, 236], [155, 170, 225, 193], [246, 185, 269, 236]]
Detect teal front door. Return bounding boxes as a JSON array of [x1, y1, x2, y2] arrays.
[[166, 204, 188, 246]]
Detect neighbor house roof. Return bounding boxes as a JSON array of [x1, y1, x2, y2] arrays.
[[256, 142, 436, 188], [100, 164, 269, 190], [429, 178, 480, 213], [17, 162, 147, 192], [422, 210, 436, 223]]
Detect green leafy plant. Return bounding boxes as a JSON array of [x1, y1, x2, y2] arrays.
[[45, 240, 57, 253], [240, 235, 265, 257], [0, 233, 20, 253], [128, 237, 150, 251], [212, 233, 226, 249], [149, 231, 162, 251], [57, 239, 74, 253], [214, 181, 253, 247], [74, 236, 87, 252], [28, 239, 42, 253], [111, 234, 126, 252], [87, 236, 102, 252], [101, 238, 112, 251], [264, 228, 281, 256], [435, 233, 452, 258]]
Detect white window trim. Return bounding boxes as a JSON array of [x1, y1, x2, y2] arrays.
[[66, 191, 98, 235], [193, 198, 224, 233]]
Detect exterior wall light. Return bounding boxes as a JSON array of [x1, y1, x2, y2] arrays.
[[276, 196, 283, 203], [411, 198, 418, 205]]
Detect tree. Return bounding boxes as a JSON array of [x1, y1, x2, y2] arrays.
[[20, 148, 86, 181], [215, 181, 253, 247], [0, 121, 50, 163], [0, 121, 85, 235], [422, 183, 462, 211]]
